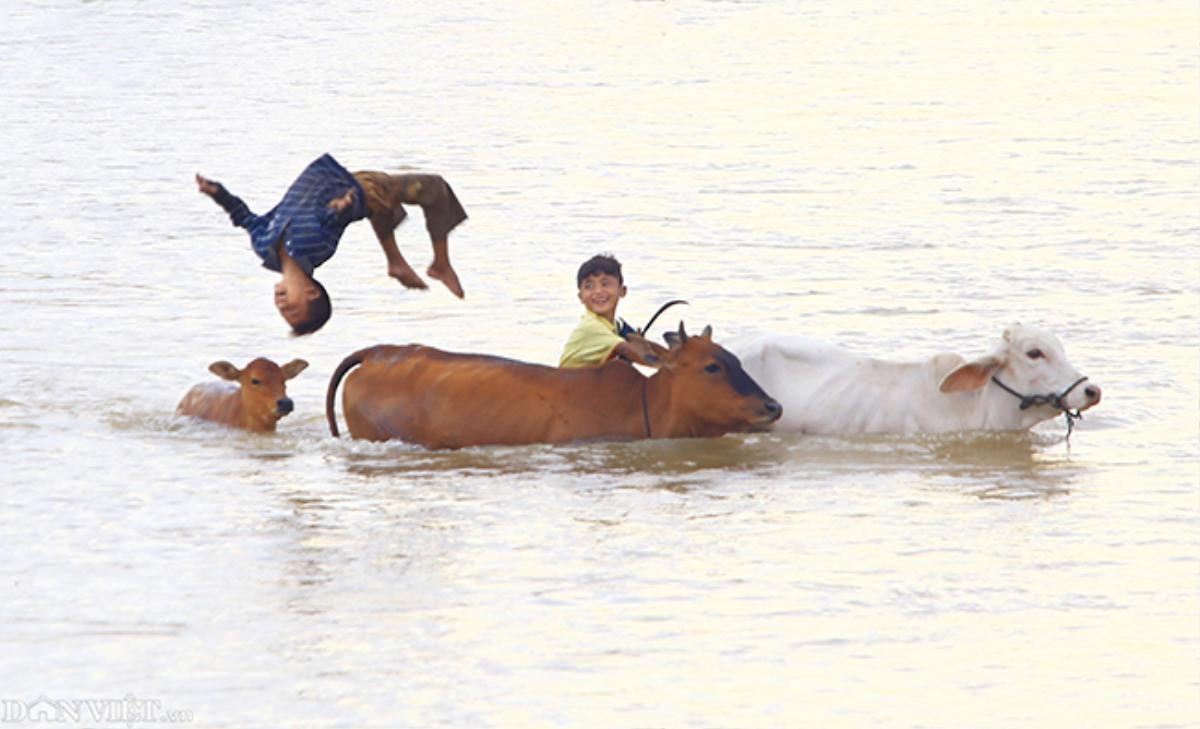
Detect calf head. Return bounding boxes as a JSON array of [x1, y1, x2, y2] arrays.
[[209, 357, 309, 430], [938, 323, 1101, 420], [646, 322, 782, 436]]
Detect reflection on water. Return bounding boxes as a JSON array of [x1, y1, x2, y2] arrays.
[[335, 426, 1086, 502]]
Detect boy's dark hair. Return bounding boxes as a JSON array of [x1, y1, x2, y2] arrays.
[[291, 278, 332, 336], [576, 254, 623, 287]]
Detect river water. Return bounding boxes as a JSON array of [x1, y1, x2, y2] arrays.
[[1, 2, 1197, 727]]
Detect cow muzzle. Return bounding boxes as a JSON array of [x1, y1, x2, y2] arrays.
[[1058, 377, 1102, 413], [276, 397, 294, 416], [749, 398, 783, 429]]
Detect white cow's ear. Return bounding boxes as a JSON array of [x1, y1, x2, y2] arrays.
[[209, 361, 241, 381], [939, 356, 1002, 393]]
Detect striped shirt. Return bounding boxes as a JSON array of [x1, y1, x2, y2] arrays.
[[213, 154, 368, 276]]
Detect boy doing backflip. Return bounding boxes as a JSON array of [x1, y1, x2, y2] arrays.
[[197, 153, 467, 335]]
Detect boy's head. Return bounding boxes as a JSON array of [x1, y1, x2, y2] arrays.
[[274, 276, 332, 336], [576, 254, 626, 322]]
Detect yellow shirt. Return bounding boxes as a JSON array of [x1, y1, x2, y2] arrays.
[[559, 310, 623, 368]]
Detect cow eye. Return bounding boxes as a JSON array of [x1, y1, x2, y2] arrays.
[[250, 378, 262, 386], [704, 363, 722, 374], [1026, 349, 1044, 360]]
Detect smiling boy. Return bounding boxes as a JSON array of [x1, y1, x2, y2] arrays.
[[559, 254, 645, 368]]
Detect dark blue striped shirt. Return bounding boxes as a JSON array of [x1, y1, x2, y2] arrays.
[[214, 154, 368, 276]]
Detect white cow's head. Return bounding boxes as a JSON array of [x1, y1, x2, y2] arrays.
[[938, 323, 1101, 426]]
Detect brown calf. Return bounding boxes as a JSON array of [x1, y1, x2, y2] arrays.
[[177, 358, 308, 432], [325, 324, 782, 449]]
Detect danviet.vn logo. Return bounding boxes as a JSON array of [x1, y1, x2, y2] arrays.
[[1, 694, 192, 724]]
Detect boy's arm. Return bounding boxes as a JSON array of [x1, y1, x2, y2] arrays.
[[197, 174, 259, 230], [607, 334, 669, 367]]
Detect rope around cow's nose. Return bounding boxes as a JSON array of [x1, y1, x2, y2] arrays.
[[991, 375, 1090, 443]]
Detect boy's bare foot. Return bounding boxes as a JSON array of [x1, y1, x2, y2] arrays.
[[195, 173, 219, 197], [427, 262, 464, 299], [388, 262, 429, 290]]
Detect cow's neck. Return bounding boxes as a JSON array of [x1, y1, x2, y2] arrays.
[[642, 371, 721, 439], [589, 362, 661, 440], [642, 373, 675, 438], [228, 395, 250, 428], [233, 395, 275, 432], [965, 381, 1038, 430]]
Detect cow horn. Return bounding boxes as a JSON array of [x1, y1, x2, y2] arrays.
[[638, 299, 688, 336], [700, 325, 712, 340], [678, 321, 688, 343]]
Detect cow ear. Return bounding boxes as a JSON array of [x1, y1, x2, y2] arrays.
[[938, 356, 1002, 393], [209, 361, 241, 381], [700, 325, 713, 340], [664, 321, 687, 350], [668, 321, 690, 348], [281, 359, 309, 380]]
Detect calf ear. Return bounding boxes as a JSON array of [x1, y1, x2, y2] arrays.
[[209, 361, 241, 381], [281, 359, 309, 380], [938, 356, 1002, 393]]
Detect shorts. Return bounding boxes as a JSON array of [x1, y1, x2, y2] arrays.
[[354, 171, 468, 240]]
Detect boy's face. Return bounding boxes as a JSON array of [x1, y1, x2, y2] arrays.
[[578, 273, 626, 321], [274, 279, 319, 328]]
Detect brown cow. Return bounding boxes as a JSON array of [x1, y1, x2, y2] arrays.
[[325, 324, 782, 449], [177, 358, 308, 432]]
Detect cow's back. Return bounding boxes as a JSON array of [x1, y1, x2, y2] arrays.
[[341, 345, 643, 448], [728, 333, 861, 432], [176, 381, 239, 425], [728, 333, 965, 434]]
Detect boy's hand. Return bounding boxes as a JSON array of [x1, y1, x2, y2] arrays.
[[195, 173, 219, 197], [610, 334, 669, 368], [328, 188, 356, 213]]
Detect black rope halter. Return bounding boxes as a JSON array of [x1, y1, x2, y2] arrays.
[[641, 378, 652, 438], [990, 375, 1090, 440]]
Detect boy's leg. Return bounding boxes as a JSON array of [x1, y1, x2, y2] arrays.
[[353, 171, 428, 290], [368, 214, 428, 290], [426, 236, 463, 299], [416, 177, 467, 298]]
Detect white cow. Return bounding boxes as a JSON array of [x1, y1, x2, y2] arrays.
[[726, 323, 1101, 434]]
